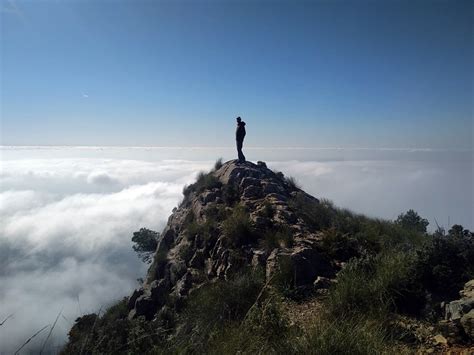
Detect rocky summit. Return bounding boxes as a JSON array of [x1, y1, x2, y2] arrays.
[[128, 160, 335, 321]]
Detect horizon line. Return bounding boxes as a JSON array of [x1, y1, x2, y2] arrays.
[[0, 145, 472, 152]]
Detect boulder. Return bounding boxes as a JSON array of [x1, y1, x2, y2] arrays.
[[461, 280, 474, 299], [240, 177, 261, 189], [432, 334, 448, 346], [461, 309, 474, 340], [266, 247, 334, 286], [242, 185, 262, 199], [445, 299, 474, 321], [201, 191, 217, 204]]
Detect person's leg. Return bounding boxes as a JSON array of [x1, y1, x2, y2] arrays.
[[237, 140, 244, 162]]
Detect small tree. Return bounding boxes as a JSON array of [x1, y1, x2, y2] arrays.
[[395, 209, 429, 233], [132, 228, 159, 263], [448, 224, 473, 238]]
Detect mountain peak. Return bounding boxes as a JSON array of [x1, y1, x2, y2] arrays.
[[127, 160, 329, 320]]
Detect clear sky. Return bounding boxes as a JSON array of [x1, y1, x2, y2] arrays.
[[1, 0, 472, 148]]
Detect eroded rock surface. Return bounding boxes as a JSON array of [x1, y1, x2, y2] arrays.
[[127, 160, 331, 321]]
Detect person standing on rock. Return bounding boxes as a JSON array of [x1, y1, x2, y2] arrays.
[[236, 116, 246, 162]]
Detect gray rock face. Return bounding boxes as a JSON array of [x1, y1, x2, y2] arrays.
[[441, 279, 474, 342], [444, 280, 474, 321], [127, 160, 331, 321], [461, 309, 474, 340]]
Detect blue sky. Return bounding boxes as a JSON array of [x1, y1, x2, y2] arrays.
[[1, 0, 472, 148]]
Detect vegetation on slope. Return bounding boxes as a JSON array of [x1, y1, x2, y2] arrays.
[[63, 163, 474, 354]]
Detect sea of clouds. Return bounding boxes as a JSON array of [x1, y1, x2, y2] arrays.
[[0, 146, 472, 353]]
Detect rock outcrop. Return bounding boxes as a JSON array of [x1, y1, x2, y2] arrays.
[[441, 280, 474, 341], [127, 160, 335, 320]]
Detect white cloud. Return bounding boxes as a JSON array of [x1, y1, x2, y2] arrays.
[[0, 157, 213, 353]]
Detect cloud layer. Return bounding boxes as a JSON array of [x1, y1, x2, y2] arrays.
[[0, 158, 213, 353], [0, 148, 472, 352]]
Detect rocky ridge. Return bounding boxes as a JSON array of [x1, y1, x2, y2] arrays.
[[127, 160, 335, 320]]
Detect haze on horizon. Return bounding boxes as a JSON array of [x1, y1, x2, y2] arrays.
[[1, 0, 473, 149]]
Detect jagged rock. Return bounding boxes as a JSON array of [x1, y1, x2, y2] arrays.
[[169, 260, 187, 285], [128, 288, 144, 309], [189, 249, 205, 268], [240, 177, 261, 189], [266, 247, 334, 286], [150, 279, 168, 302], [262, 182, 282, 195], [267, 192, 288, 203], [291, 246, 334, 285], [444, 280, 474, 321], [251, 249, 267, 268], [201, 191, 217, 204], [461, 309, 474, 340], [461, 280, 474, 299], [432, 334, 448, 346], [127, 160, 330, 320], [439, 279, 474, 344], [445, 299, 474, 320], [242, 185, 262, 199], [313, 276, 332, 290], [174, 271, 193, 297]]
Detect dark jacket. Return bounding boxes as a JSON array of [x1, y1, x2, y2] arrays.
[[236, 121, 246, 141]]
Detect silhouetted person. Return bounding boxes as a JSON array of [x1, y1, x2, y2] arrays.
[[235, 116, 246, 162]]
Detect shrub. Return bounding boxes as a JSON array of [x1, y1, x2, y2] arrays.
[[132, 228, 159, 263], [285, 175, 300, 190], [288, 194, 335, 231], [185, 218, 218, 245], [415, 232, 474, 300], [204, 203, 229, 221], [395, 209, 429, 233], [221, 183, 239, 205], [213, 158, 223, 171], [326, 251, 421, 318], [222, 205, 256, 247], [183, 171, 222, 196]]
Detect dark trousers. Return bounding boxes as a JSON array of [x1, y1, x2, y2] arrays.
[[236, 139, 245, 162]]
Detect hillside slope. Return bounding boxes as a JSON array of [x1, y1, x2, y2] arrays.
[[62, 160, 474, 354]]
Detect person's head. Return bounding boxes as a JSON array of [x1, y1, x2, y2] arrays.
[[236, 116, 241, 123]]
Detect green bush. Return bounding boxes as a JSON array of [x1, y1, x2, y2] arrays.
[[395, 209, 429, 233], [326, 251, 420, 318], [204, 203, 229, 221], [183, 171, 222, 196], [185, 213, 218, 245], [132, 228, 159, 263], [213, 158, 223, 171], [222, 205, 256, 247], [285, 175, 300, 190], [221, 183, 239, 205], [288, 195, 335, 231], [415, 232, 474, 300]]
